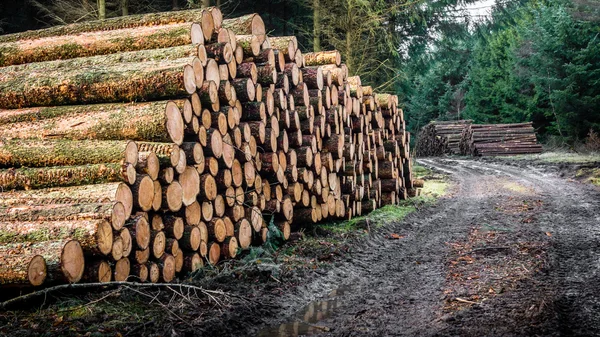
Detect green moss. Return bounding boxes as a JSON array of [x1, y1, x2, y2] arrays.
[[412, 163, 431, 177], [317, 162, 451, 236], [0, 228, 53, 243]]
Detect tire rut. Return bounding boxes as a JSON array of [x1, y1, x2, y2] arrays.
[[253, 158, 600, 336]]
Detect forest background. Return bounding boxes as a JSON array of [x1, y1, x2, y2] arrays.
[[1, 0, 598, 146]]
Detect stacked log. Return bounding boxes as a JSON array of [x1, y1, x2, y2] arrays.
[[459, 122, 542, 156], [415, 120, 471, 157], [0, 8, 413, 288], [416, 121, 542, 157]]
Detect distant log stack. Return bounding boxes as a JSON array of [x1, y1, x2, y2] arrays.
[[416, 121, 542, 157], [0, 8, 414, 288], [459, 122, 542, 156], [416, 120, 472, 156]]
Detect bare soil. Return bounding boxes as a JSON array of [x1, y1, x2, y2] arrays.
[[1, 157, 599, 337]]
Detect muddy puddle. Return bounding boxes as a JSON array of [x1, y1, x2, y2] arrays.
[[257, 285, 352, 336]]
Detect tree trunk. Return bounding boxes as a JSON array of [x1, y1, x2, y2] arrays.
[[313, 0, 321, 52], [121, 0, 128, 16], [0, 100, 186, 145], [0, 57, 199, 109], [98, 0, 106, 20], [0, 219, 113, 256], [0, 239, 84, 286], [0, 162, 136, 191], [0, 139, 138, 168]]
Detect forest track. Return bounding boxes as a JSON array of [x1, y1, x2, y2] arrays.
[[2, 157, 599, 337], [251, 157, 600, 336]]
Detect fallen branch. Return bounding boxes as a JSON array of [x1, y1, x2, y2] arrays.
[[454, 297, 478, 305], [0, 281, 237, 310]]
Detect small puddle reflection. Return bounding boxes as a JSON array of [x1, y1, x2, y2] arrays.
[[257, 285, 352, 336]]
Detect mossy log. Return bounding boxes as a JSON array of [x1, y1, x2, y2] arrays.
[[0, 162, 136, 191], [0, 182, 133, 220], [303, 50, 341, 67], [0, 45, 198, 75], [0, 219, 113, 256], [0, 8, 215, 43], [0, 57, 199, 109], [0, 202, 126, 231], [222, 14, 266, 43], [0, 24, 201, 67], [0, 100, 185, 145], [0, 139, 138, 168], [235, 35, 261, 57], [0, 239, 84, 286]]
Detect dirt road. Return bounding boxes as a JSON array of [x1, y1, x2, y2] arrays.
[[251, 158, 600, 336], [3, 158, 599, 337]]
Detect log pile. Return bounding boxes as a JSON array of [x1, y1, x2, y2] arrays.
[[0, 8, 413, 287], [415, 120, 471, 156], [459, 122, 542, 156], [416, 121, 542, 157]]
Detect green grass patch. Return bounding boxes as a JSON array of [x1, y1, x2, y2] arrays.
[[576, 167, 600, 186], [317, 162, 451, 236]]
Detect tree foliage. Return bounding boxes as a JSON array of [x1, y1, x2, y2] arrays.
[[402, 0, 600, 143]]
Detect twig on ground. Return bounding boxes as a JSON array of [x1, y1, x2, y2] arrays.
[[56, 289, 118, 313], [122, 285, 192, 328], [0, 281, 243, 310], [455, 297, 478, 305]]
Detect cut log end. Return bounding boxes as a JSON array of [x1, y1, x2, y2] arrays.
[[27, 255, 46, 287], [61, 240, 85, 283], [113, 258, 130, 282], [165, 101, 185, 145]]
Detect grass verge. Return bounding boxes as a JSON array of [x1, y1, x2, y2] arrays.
[[486, 151, 600, 165]]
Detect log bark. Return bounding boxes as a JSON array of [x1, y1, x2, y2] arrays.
[[0, 57, 199, 109], [0, 219, 113, 256], [0, 100, 185, 145], [0, 24, 201, 67], [0, 162, 135, 191], [303, 50, 341, 66], [0, 182, 133, 220], [0, 9, 219, 42], [0, 139, 138, 168], [222, 14, 266, 43], [0, 201, 125, 232]]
